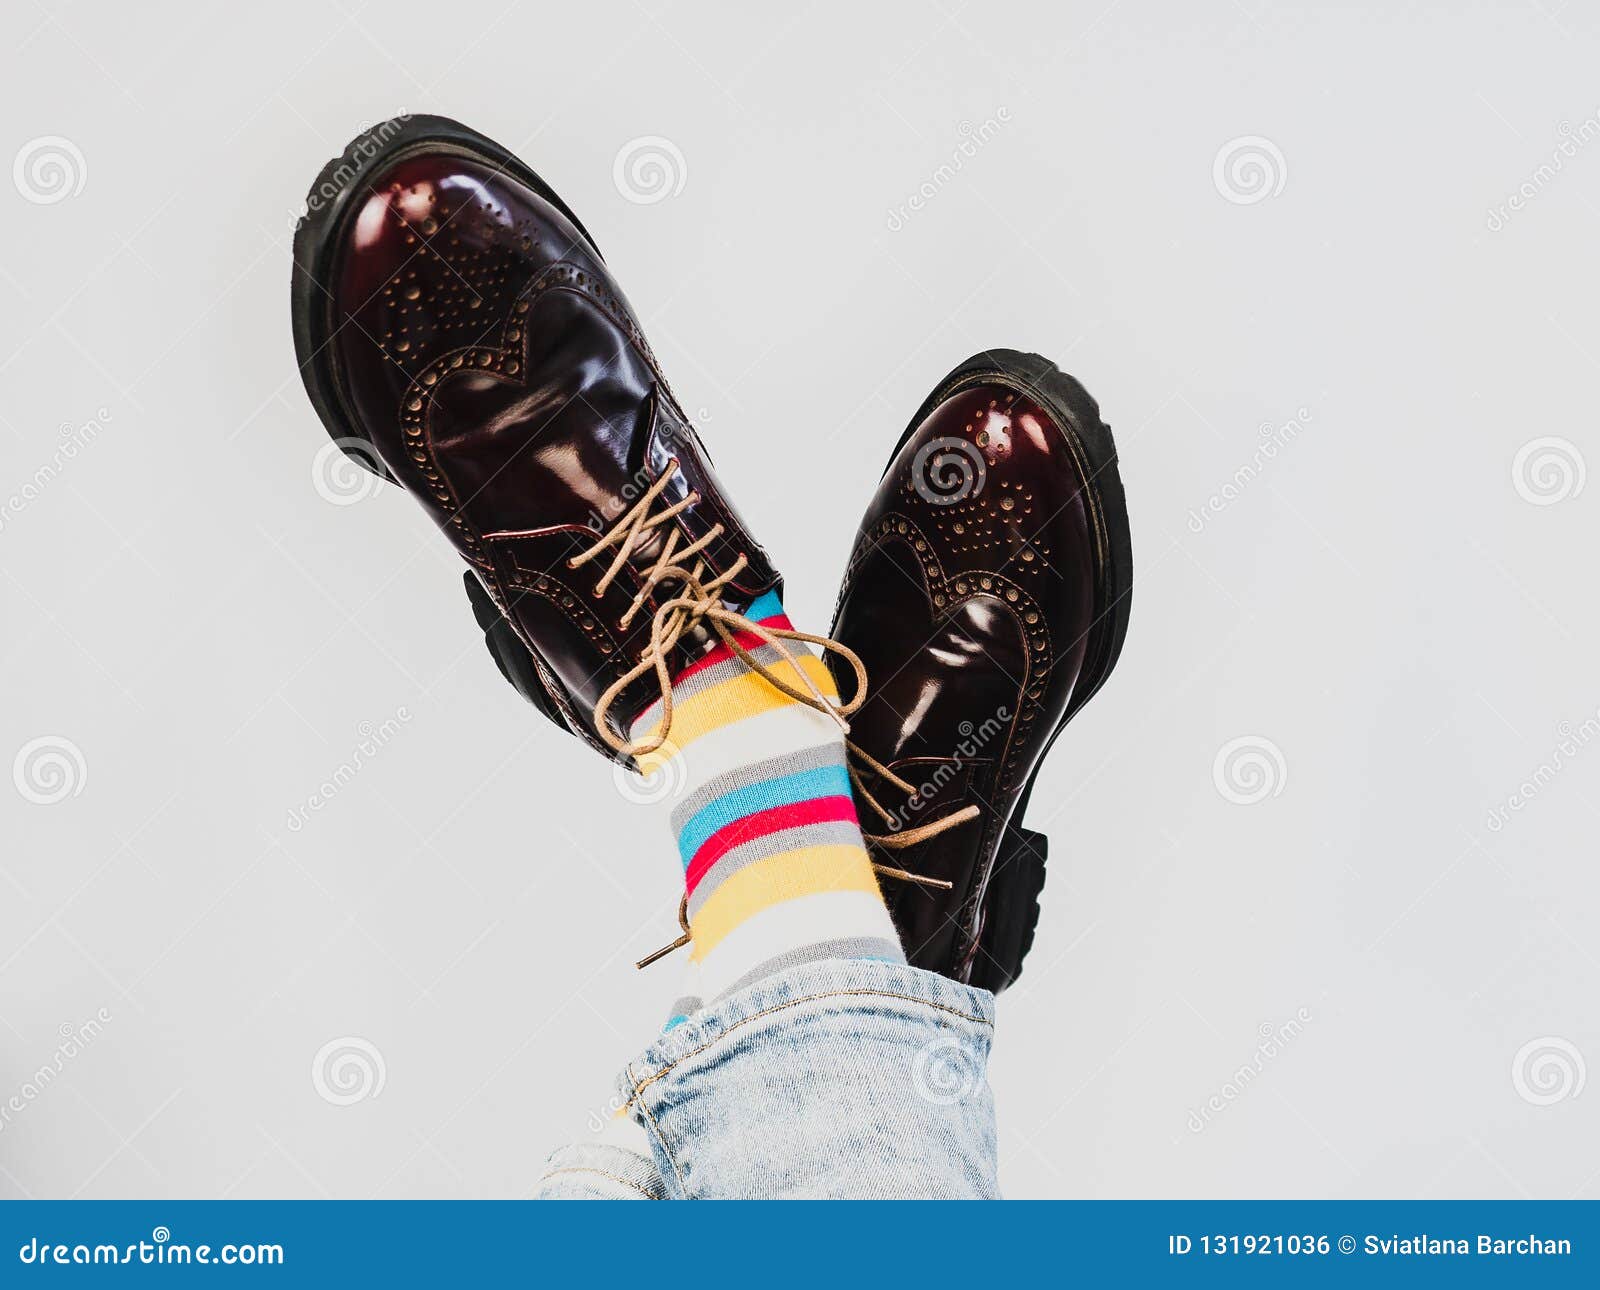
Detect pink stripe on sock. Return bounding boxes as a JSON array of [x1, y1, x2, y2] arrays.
[[630, 611, 797, 733], [684, 795, 859, 896], [670, 611, 794, 686]]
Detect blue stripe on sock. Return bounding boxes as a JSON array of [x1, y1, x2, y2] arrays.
[[745, 588, 785, 622], [675, 763, 854, 867]]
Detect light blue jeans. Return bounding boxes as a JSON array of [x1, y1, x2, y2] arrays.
[[536, 958, 1000, 1199]]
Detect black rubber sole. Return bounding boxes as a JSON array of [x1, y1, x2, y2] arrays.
[[887, 349, 1134, 992], [289, 113, 604, 484]]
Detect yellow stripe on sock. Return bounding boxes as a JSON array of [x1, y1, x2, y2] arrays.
[[687, 844, 878, 960], [636, 654, 840, 758]]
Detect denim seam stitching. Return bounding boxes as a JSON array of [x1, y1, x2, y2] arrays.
[[538, 1166, 657, 1200], [633, 1090, 688, 1196], [623, 987, 992, 1111], [627, 1060, 690, 1196]]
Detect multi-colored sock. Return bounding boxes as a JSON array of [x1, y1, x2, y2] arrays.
[[632, 590, 904, 1025]]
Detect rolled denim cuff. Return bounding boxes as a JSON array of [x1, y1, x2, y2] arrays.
[[536, 1141, 669, 1200], [618, 957, 998, 1198]]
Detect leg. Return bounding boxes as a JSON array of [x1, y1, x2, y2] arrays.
[[620, 959, 998, 1199], [622, 618, 995, 1196]]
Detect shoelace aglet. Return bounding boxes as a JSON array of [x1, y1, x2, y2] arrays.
[[634, 932, 690, 970], [871, 862, 955, 891], [635, 894, 692, 970]]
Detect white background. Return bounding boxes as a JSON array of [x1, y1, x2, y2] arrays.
[[2, 0, 1596, 1198]]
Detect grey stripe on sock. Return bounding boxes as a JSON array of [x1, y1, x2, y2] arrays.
[[667, 640, 797, 707], [710, 936, 906, 1004], [670, 741, 846, 836], [685, 820, 866, 921]]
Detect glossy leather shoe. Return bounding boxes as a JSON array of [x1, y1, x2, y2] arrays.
[[291, 115, 784, 758], [826, 351, 1133, 992]]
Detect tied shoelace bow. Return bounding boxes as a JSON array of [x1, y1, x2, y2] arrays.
[[567, 461, 980, 969]]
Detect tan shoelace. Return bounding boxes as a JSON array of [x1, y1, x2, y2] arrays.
[[572, 460, 978, 967], [847, 750, 981, 858], [576, 462, 861, 761]]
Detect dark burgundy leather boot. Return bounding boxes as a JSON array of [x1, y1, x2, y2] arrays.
[[826, 351, 1133, 992], [291, 115, 784, 758]]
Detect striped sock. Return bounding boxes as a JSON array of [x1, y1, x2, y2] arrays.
[[633, 591, 905, 1022]]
